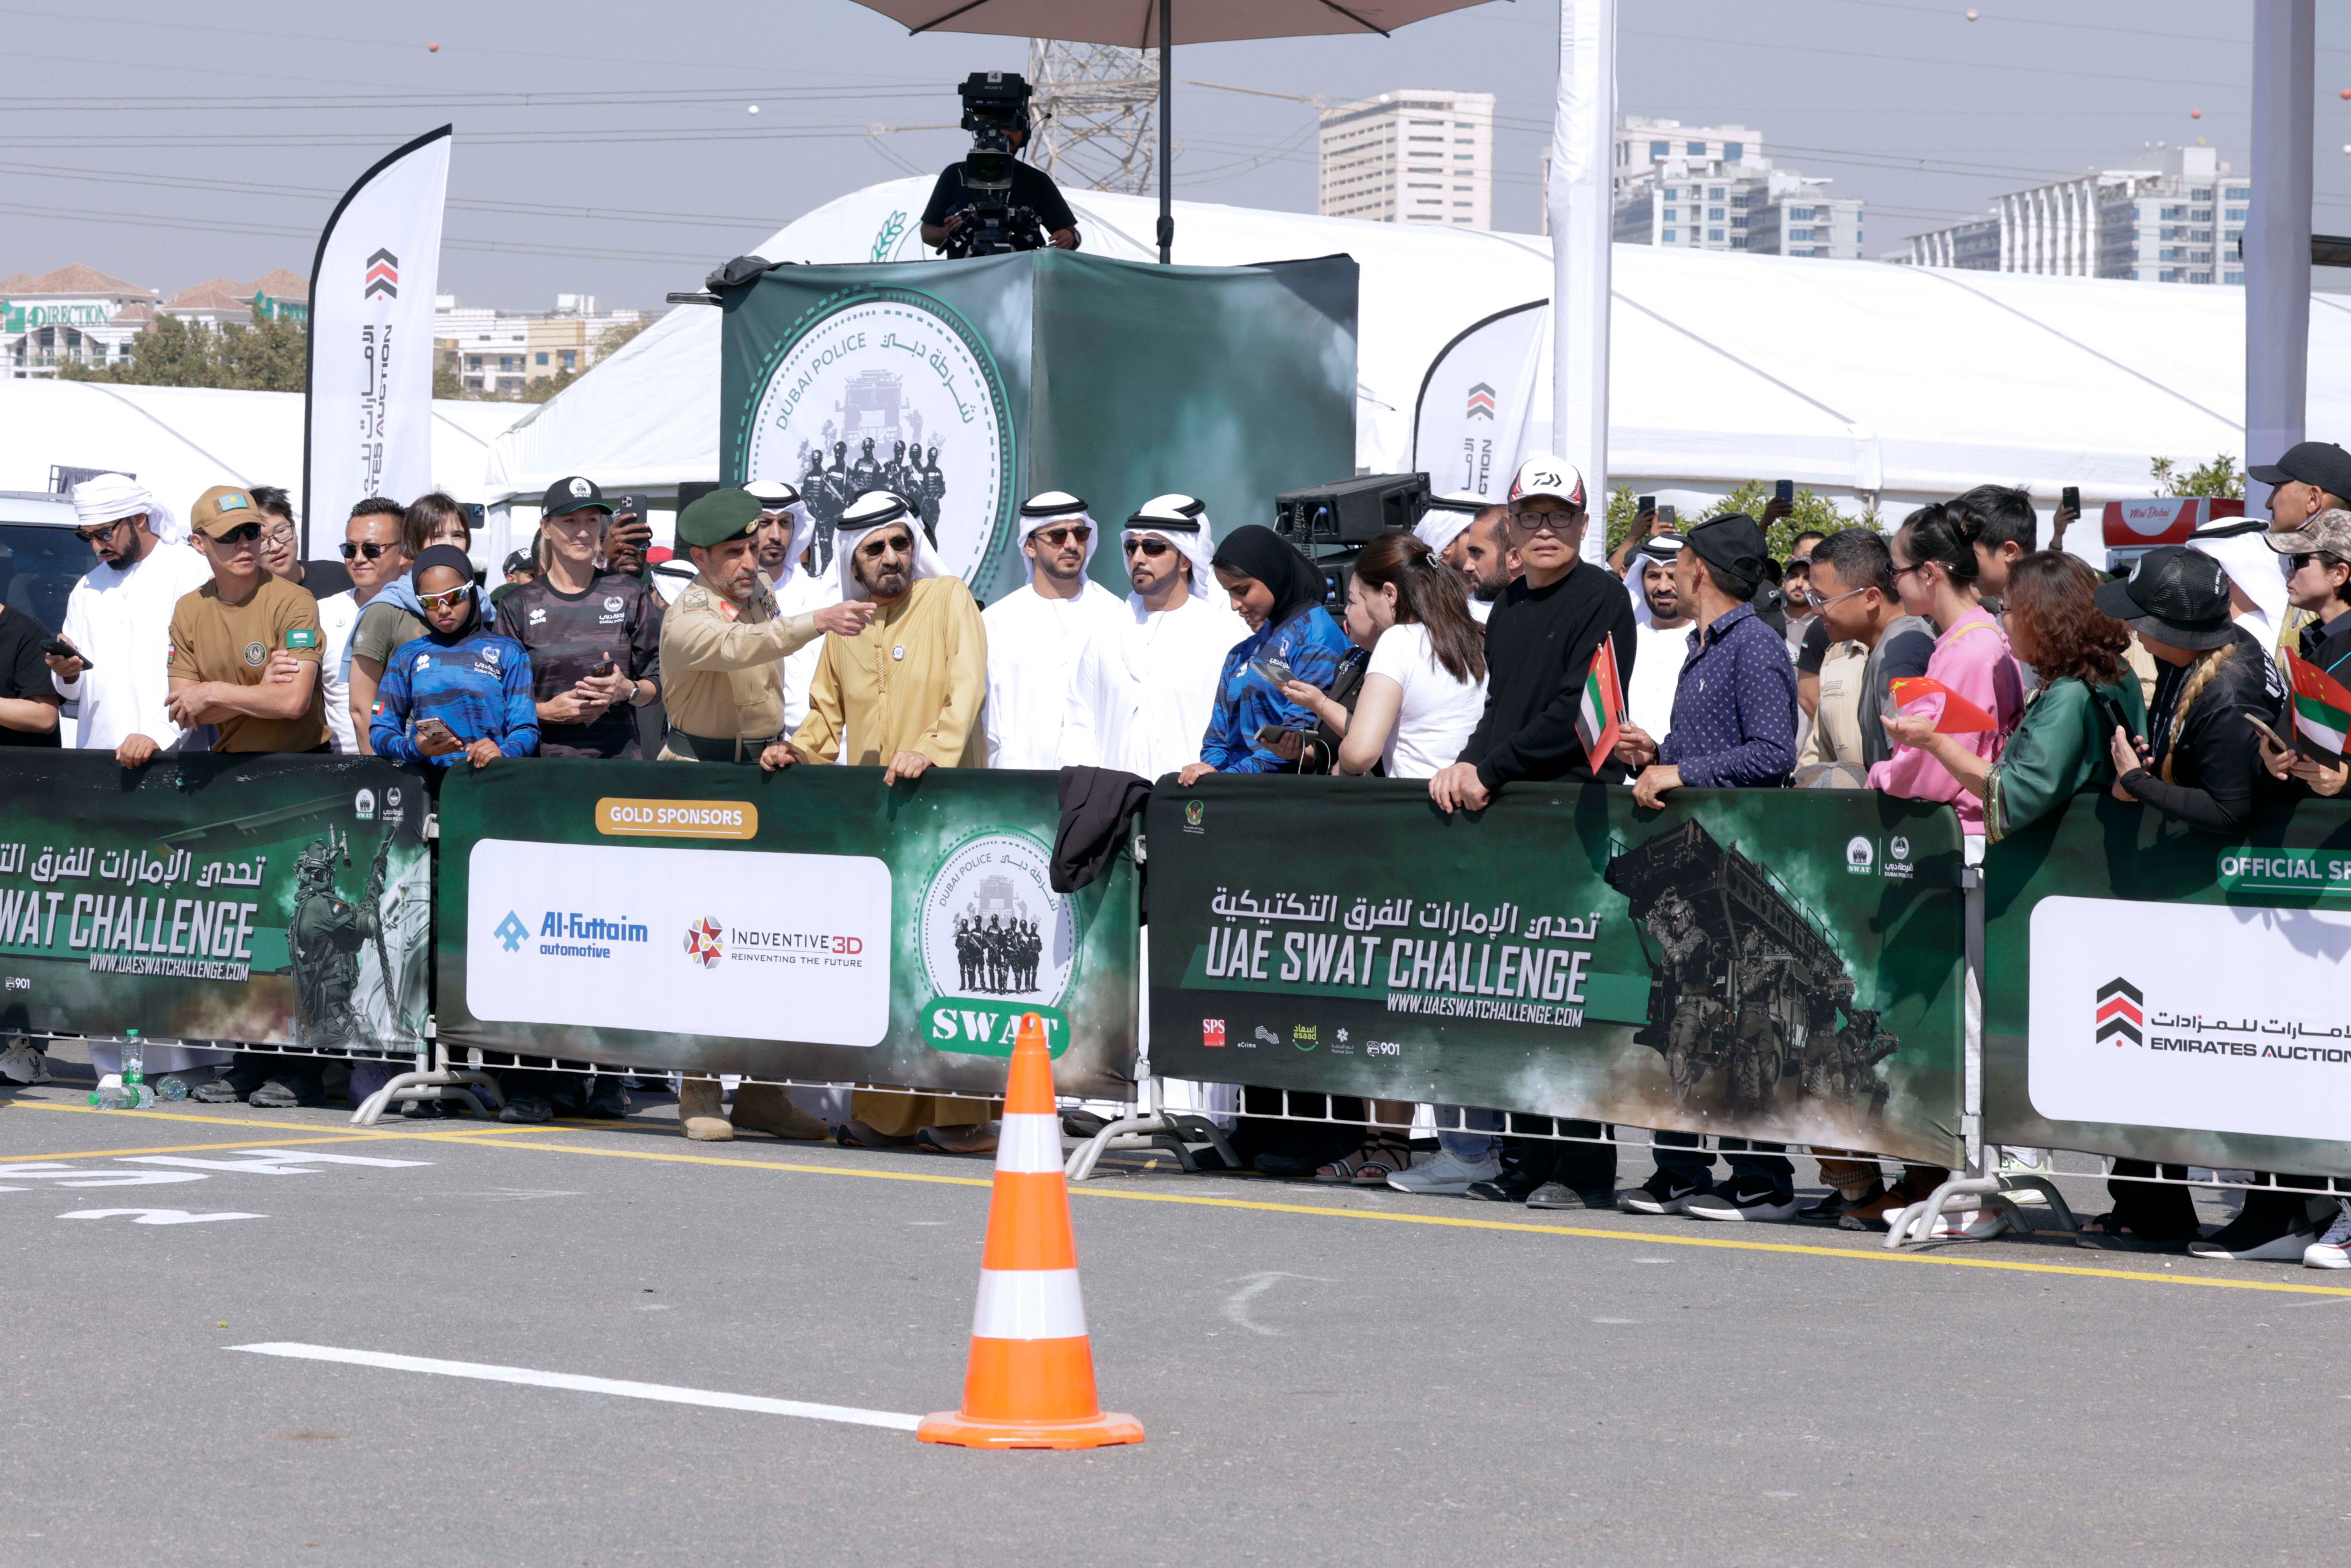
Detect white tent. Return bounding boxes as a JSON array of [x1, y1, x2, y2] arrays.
[[485, 174, 2351, 522], [0, 378, 522, 530]]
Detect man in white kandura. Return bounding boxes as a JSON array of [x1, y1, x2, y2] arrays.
[[744, 479, 843, 733], [1061, 492, 1248, 778], [1414, 491, 1495, 623], [44, 474, 214, 763], [981, 491, 1128, 770]]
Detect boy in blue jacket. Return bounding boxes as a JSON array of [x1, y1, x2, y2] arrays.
[[369, 545, 538, 769]]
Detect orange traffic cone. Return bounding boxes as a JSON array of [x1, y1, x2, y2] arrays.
[[918, 1013, 1143, 1450]]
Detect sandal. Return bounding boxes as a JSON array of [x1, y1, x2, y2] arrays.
[[1314, 1138, 1411, 1185], [2074, 1212, 2191, 1253], [835, 1118, 913, 1150]]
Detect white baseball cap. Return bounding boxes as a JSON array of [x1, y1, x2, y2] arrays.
[[1508, 455, 1587, 510]]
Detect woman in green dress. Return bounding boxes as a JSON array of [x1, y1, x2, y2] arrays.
[[1881, 550, 2144, 841]]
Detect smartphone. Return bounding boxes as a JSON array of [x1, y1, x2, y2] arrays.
[[1254, 724, 1307, 750], [2244, 712, 2291, 751], [1659, 504, 1678, 526], [1636, 494, 1657, 518], [416, 717, 458, 746], [1247, 655, 1295, 688], [2062, 484, 2081, 513], [593, 657, 619, 678], [1774, 478, 1795, 505], [41, 638, 90, 669]]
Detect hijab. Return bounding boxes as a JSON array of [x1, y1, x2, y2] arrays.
[[412, 545, 483, 643], [1211, 524, 1326, 630]]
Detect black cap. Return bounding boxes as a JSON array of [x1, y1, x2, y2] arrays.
[[1686, 512, 1768, 592], [2248, 440, 2351, 502], [500, 550, 532, 577], [2093, 545, 2236, 651], [541, 476, 610, 518]]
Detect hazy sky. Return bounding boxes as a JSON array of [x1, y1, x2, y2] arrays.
[[7, 0, 2350, 310]]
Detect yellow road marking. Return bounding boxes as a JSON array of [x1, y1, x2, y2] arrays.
[[437, 1132, 2351, 1299], [0, 1100, 544, 1157]]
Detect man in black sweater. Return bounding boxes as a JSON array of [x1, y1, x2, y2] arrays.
[[1425, 454, 1635, 1212]]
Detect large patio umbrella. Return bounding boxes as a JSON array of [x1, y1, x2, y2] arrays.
[[851, 0, 1501, 262]]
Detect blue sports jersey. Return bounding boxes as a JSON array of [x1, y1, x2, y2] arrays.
[[1199, 605, 1351, 774], [370, 629, 540, 767]]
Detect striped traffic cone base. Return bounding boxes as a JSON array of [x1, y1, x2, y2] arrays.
[[919, 1014, 1143, 1451]]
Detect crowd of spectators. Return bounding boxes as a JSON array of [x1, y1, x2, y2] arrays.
[[6, 449, 2348, 1272]]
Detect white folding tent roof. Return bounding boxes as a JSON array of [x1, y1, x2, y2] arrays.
[[0, 378, 522, 521], [484, 175, 2351, 518]]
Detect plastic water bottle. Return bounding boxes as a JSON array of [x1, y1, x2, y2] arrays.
[[87, 1035, 157, 1109], [121, 1034, 144, 1089], [154, 1074, 188, 1103]]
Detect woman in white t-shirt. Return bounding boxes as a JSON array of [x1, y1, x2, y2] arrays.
[[1282, 528, 1488, 781]]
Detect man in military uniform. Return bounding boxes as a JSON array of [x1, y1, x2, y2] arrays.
[[851, 437, 880, 492], [1728, 928, 1795, 1112], [655, 486, 875, 1143], [919, 444, 946, 533], [1648, 892, 1722, 1106]]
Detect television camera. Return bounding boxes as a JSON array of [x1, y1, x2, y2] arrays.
[[945, 72, 1049, 259]]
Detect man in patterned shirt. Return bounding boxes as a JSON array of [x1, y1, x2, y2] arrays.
[[1613, 510, 1801, 1224]]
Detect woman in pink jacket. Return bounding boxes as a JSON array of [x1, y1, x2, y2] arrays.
[[1867, 502, 2027, 833]]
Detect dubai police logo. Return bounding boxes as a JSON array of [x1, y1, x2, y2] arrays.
[[683, 917, 724, 968], [243, 640, 267, 667], [740, 286, 1016, 597], [919, 829, 1076, 1007]]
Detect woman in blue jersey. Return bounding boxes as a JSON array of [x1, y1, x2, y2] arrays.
[[1177, 525, 1352, 782], [368, 545, 538, 771]]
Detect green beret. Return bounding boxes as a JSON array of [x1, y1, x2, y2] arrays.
[[676, 487, 762, 548]]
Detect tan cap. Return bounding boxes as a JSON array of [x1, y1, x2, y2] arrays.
[[2265, 506, 2351, 559], [189, 484, 266, 539]]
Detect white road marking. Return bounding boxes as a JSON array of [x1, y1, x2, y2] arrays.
[[0, 1164, 206, 1189], [1221, 1271, 1333, 1337], [60, 1209, 266, 1225], [227, 1343, 924, 1431]]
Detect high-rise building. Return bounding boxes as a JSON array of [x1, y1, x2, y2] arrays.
[[1317, 90, 1494, 229], [1899, 145, 2247, 285], [1606, 121, 1864, 261]]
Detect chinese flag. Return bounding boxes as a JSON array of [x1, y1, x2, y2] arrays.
[[1889, 676, 1999, 734]]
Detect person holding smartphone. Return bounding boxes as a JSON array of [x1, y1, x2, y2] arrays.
[[2258, 509, 2351, 797], [366, 546, 537, 773], [501, 476, 664, 758], [1177, 525, 1348, 783]]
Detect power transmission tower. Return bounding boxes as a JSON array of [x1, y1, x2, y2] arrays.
[[1025, 38, 1158, 196]]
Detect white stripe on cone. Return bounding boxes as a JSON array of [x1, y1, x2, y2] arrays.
[[994, 1112, 1064, 1174], [971, 1267, 1088, 1340]]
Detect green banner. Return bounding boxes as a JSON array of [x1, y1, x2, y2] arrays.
[[1984, 792, 2351, 1177], [717, 250, 1357, 604], [435, 760, 1139, 1096], [0, 752, 432, 1053], [1147, 779, 1968, 1168]]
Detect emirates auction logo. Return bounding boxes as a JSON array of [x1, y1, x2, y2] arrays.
[[1465, 381, 1496, 420], [684, 917, 724, 968], [363, 248, 398, 300], [2096, 977, 2143, 1046]]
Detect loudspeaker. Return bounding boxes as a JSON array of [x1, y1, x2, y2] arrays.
[[1273, 472, 1430, 550]]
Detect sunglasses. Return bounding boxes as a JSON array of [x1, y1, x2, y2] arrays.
[[340, 540, 394, 560], [1031, 525, 1092, 547], [73, 519, 129, 544], [417, 586, 472, 612], [210, 522, 265, 545], [1124, 537, 1173, 557]]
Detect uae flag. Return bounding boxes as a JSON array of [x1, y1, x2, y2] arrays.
[[2286, 649, 2351, 763], [1578, 633, 1624, 773], [1888, 676, 1999, 733]]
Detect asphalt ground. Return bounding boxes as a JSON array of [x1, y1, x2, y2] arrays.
[[2, 1059, 2346, 1567]]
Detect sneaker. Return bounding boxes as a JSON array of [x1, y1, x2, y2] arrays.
[[1387, 1146, 1501, 1196], [1925, 1205, 2008, 1241], [0, 1039, 50, 1085], [1525, 1182, 1617, 1210], [1617, 1170, 1710, 1216], [2188, 1210, 2317, 1262], [499, 1093, 553, 1124], [1685, 1177, 1799, 1222], [1800, 1185, 1876, 1224], [399, 1097, 454, 1120], [584, 1078, 632, 1119], [247, 1077, 311, 1109], [2303, 1202, 2351, 1270]]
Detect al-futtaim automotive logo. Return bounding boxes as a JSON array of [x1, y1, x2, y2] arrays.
[[496, 909, 653, 961], [741, 288, 1015, 593], [684, 917, 724, 968], [918, 829, 1077, 1007]]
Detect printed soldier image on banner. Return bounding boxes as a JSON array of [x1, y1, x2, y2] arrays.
[[1147, 778, 1968, 1168], [795, 390, 948, 576], [0, 753, 433, 1056]]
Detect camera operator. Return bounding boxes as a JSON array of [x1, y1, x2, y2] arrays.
[[920, 72, 1080, 257]]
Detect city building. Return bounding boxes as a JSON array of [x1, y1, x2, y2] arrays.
[[2, 265, 310, 377], [1898, 145, 2247, 286], [1607, 123, 1865, 261], [1613, 117, 1763, 199], [433, 294, 648, 395], [1317, 90, 1494, 229]]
